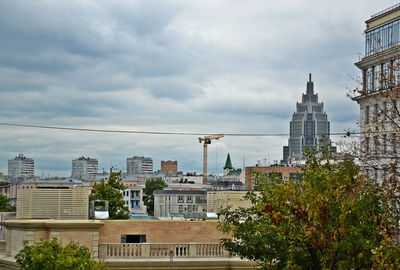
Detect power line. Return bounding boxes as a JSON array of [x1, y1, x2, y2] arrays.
[[0, 122, 357, 137]]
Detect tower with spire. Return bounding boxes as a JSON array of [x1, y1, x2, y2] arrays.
[[281, 74, 335, 164], [223, 153, 233, 175]]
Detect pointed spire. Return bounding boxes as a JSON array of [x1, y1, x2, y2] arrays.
[[306, 73, 314, 96], [224, 153, 233, 170]]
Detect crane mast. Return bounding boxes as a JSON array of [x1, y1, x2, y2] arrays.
[[198, 134, 224, 184]]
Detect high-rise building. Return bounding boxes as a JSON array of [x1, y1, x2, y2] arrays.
[[8, 154, 34, 179], [160, 160, 178, 175], [282, 74, 334, 164], [71, 156, 98, 179], [352, 4, 400, 181], [127, 156, 153, 175]]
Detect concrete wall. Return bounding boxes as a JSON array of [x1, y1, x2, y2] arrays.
[[99, 220, 226, 244]]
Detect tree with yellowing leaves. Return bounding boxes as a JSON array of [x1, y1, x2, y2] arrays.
[[218, 146, 400, 269]]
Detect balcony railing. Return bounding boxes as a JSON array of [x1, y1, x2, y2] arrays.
[[98, 243, 229, 259]]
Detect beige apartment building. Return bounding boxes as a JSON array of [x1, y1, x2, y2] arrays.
[[352, 3, 400, 181], [206, 190, 252, 213], [245, 165, 302, 190]]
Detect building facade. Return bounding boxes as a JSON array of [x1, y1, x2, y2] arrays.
[[127, 156, 153, 175], [8, 154, 34, 179], [71, 156, 98, 179], [121, 186, 147, 214], [353, 3, 400, 181], [153, 190, 207, 218], [206, 190, 252, 213], [282, 74, 335, 164], [160, 160, 178, 174], [245, 166, 302, 190]]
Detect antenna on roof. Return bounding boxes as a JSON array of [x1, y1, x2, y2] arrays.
[[309, 73, 312, 82]]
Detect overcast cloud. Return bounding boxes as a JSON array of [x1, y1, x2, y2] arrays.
[[0, 0, 396, 176]]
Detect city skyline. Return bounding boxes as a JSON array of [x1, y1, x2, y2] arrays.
[[0, 1, 396, 177]]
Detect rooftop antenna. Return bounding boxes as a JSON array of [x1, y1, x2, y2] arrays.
[[215, 141, 218, 174]]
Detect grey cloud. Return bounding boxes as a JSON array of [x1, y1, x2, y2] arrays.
[[0, 0, 396, 175]]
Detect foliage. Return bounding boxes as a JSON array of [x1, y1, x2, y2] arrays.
[[0, 193, 11, 212], [15, 238, 106, 270], [218, 146, 400, 269], [90, 171, 129, 219], [144, 178, 167, 215]]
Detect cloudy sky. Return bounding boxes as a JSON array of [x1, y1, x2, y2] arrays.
[[0, 1, 397, 177]]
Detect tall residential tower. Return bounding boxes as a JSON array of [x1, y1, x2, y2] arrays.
[[71, 156, 98, 179], [127, 156, 153, 175], [8, 154, 34, 179]]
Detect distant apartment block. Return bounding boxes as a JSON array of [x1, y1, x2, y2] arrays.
[[8, 154, 34, 179], [153, 190, 207, 218], [71, 156, 98, 179], [160, 160, 178, 174], [127, 156, 153, 175]]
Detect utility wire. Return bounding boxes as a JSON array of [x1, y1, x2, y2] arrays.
[[0, 122, 357, 137]]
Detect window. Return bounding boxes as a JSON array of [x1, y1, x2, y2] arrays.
[[195, 196, 203, 203], [393, 133, 397, 154], [121, 234, 146, 243], [365, 68, 373, 92], [131, 200, 140, 208], [383, 167, 387, 181], [179, 205, 183, 213], [365, 137, 370, 155], [187, 205, 192, 212], [392, 99, 397, 119], [187, 196, 193, 203], [365, 105, 370, 124], [374, 104, 379, 122], [374, 136, 378, 154], [178, 196, 184, 203], [383, 101, 388, 120], [374, 65, 381, 91], [383, 134, 387, 154]]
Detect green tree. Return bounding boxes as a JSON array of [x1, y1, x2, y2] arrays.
[[90, 171, 129, 219], [0, 194, 11, 212], [144, 178, 167, 215], [218, 147, 400, 269], [15, 238, 106, 270]]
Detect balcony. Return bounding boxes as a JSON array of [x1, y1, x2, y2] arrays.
[[98, 243, 229, 259]]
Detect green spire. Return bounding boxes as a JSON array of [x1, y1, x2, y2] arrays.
[[224, 153, 233, 170]]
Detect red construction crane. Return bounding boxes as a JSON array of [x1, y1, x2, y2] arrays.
[[198, 134, 224, 184]]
